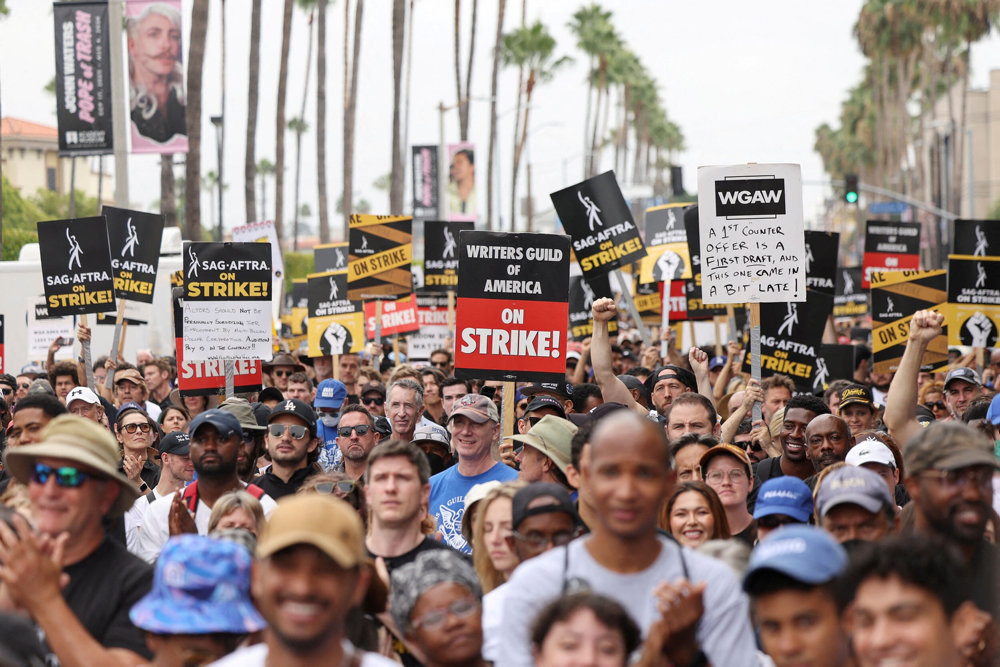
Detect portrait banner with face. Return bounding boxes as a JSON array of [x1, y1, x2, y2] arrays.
[[447, 143, 476, 221], [126, 0, 188, 154], [423, 220, 474, 292], [870, 269, 948, 374], [38, 217, 117, 317], [53, 2, 113, 155], [103, 206, 164, 303], [412, 145, 440, 220]]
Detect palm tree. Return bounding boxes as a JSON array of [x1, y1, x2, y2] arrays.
[[185, 0, 210, 241], [245, 0, 262, 222], [454, 0, 478, 141], [316, 0, 330, 241], [389, 0, 406, 214], [275, 0, 295, 246], [256, 158, 277, 219], [568, 4, 614, 178], [486, 0, 506, 230], [342, 0, 364, 233], [288, 116, 310, 250]]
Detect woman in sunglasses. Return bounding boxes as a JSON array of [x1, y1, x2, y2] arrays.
[[298, 470, 369, 530], [115, 403, 162, 492], [919, 380, 949, 422]]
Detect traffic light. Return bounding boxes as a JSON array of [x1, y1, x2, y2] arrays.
[[844, 174, 859, 204]]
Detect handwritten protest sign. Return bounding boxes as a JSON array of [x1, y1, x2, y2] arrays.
[[862, 221, 920, 288], [39, 217, 117, 317]]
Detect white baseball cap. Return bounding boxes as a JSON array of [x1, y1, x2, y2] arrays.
[[845, 439, 896, 469], [66, 386, 101, 406]]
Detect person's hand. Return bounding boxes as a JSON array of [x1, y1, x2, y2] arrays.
[[76, 323, 91, 343], [688, 347, 709, 377], [740, 380, 764, 412], [122, 454, 143, 484], [642, 345, 662, 369], [966, 312, 992, 348], [499, 439, 516, 468], [0, 514, 69, 613], [580, 337, 592, 360], [365, 341, 382, 360], [955, 605, 995, 665], [104, 357, 118, 372], [750, 418, 776, 456], [592, 297, 617, 323], [908, 309, 944, 345], [168, 492, 198, 536], [638, 580, 705, 666], [48, 337, 64, 355]]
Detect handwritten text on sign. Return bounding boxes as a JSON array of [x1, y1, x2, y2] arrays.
[[182, 302, 271, 360]]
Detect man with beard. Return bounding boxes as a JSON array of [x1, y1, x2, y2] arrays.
[[803, 415, 851, 486], [136, 409, 277, 563], [943, 368, 984, 420], [336, 404, 379, 480], [252, 399, 320, 499], [218, 397, 268, 483]]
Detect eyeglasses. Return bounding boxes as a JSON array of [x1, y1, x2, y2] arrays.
[[510, 530, 575, 550], [411, 595, 479, 631], [705, 469, 747, 484], [338, 424, 371, 437], [314, 480, 356, 495], [920, 467, 994, 491], [121, 422, 152, 434], [272, 369, 293, 378], [31, 462, 89, 488], [522, 416, 543, 427], [362, 396, 385, 407], [269, 423, 309, 440]]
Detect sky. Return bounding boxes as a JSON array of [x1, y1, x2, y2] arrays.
[[4, 0, 1000, 240]]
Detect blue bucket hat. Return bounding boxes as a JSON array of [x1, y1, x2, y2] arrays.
[[130, 535, 266, 634]]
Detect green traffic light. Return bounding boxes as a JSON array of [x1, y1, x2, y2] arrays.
[[846, 192, 858, 204]]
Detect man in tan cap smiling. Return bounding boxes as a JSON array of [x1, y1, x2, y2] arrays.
[[508, 415, 577, 490], [0, 414, 152, 664]]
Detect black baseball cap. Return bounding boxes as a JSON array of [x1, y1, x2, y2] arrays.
[[258, 387, 285, 404], [511, 482, 579, 530], [158, 432, 191, 456], [521, 382, 573, 400], [523, 396, 566, 419], [267, 398, 317, 435]]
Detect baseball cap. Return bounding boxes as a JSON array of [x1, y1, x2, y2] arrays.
[[257, 494, 366, 568], [617, 374, 649, 403], [521, 382, 573, 400], [944, 367, 982, 390], [114, 368, 147, 388], [218, 397, 267, 432], [566, 350, 582, 362], [915, 404, 935, 427], [360, 381, 387, 399], [268, 398, 317, 434], [523, 395, 567, 419], [814, 465, 894, 520], [461, 480, 503, 542], [986, 393, 1000, 426], [373, 415, 392, 438], [699, 444, 752, 479], [448, 393, 500, 424], [743, 525, 848, 590], [708, 356, 727, 371], [258, 386, 284, 404], [838, 384, 874, 411], [158, 431, 191, 456], [506, 416, 578, 475], [315, 379, 347, 409], [511, 482, 579, 530], [412, 423, 451, 448], [845, 439, 896, 469], [644, 365, 697, 399], [903, 421, 1000, 475], [753, 476, 814, 522], [130, 535, 266, 635], [66, 386, 101, 407], [189, 409, 243, 440]]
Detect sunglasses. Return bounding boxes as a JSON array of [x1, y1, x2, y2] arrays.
[[927, 400, 947, 411], [338, 424, 371, 437], [18, 383, 30, 389], [121, 422, 152, 434], [314, 480, 357, 495], [31, 462, 89, 488], [757, 515, 801, 530], [268, 424, 309, 440], [431, 361, 449, 368], [0, 387, 11, 396], [272, 369, 293, 377], [744, 440, 763, 453], [362, 396, 385, 407]]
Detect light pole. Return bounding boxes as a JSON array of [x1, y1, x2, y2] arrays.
[[210, 115, 224, 241]]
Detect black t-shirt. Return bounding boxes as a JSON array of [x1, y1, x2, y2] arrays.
[[52, 536, 152, 660], [367, 536, 464, 572], [251, 465, 315, 500]]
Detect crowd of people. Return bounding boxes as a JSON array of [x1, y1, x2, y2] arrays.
[[0, 299, 996, 666]]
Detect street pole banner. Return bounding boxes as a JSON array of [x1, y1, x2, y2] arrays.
[[53, 2, 113, 155], [861, 220, 920, 288], [307, 270, 364, 357], [550, 171, 646, 280], [126, 0, 188, 154], [348, 214, 413, 300], [638, 203, 692, 283], [697, 163, 806, 304], [314, 242, 349, 273], [832, 267, 868, 318], [423, 220, 474, 292], [412, 145, 440, 220], [455, 231, 570, 382], [682, 206, 729, 320], [569, 268, 616, 340], [233, 220, 285, 324], [182, 242, 272, 360], [364, 294, 420, 339], [446, 143, 477, 222], [28, 296, 76, 362], [39, 217, 117, 317], [814, 344, 856, 393], [408, 293, 451, 361], [804, 231, 839, 296], [103, 206, 164, 302], [290, 279, 308, 335], [870, 269, 948, 374], [741, 290, 833, 391], [947, 256, 1000, 348], [953, 219, 1000, 256]]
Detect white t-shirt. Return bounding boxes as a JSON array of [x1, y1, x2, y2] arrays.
[[210, 640, 396, 667], [123, 487, 163, 553], [133, 483, 277, 563], [481, 581, 510, 662]]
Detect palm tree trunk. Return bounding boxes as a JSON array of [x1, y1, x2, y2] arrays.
[[161, 154, 177, 227], [342, 0, 364, 233], [583, 55, 594, 179], [185, 0, 209, 241], [245, 0, 261, 223], [402, 0, 415, 210], [454, 0, 463, 138], [293, 13, 315, 250], [390, 0, 405, 214], [461, 0, 477, 141], [486, 0, 505, 230], [275, 0, 294, 246], [952, 51, 971, 215], [317, 0, 329, 242]]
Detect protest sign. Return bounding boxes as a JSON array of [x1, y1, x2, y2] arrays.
[[741, 290, 833, 390], [233, 220, 285, 321], [39, 217, 117, 317], [953, 219, 1000, 256], [569, 269, 616, 340], [290, 279, 308, 335], [550, 171, 646, 279], [314, 242, 349, 273], [182, 242, 272, 360], [697, 163, 806, 304], [348, 214, 413, 300], [870, 269, 948, 374], [103, 206, 164, 302], [638, 203, 692, 283], [364, 295, 420, 339], [407, 293, 451, 361], [53, 2, 112, 155], [455, 231, 570, 382], [424, 220, 474, 291], [947, 256, 1000, 348], [307, 270, 364, 357], [832, 267, 867, 319], [861, 220, 920, 288], [682, 206, 728, 320], [814, 344, 856, 393], [804, 231, 839, 296], [28, 296, 75, 362], [412, 145, 440, 220]]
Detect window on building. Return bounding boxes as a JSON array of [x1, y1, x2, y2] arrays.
[[47, 167, 56, 191]]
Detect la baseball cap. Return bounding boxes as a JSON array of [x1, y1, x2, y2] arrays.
[[268, 398, 317, 435]]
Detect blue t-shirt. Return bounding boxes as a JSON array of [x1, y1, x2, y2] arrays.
[[429, 462, 518, 553], [316, 418, 342, 471]]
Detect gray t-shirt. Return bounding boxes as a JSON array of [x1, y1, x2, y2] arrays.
[[497, 535, 757, 667]]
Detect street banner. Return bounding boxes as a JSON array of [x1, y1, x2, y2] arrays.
[[314, 242, 349, 273], [424, 220, 474, 292], [870, 269, 948, 374], [348, 214, 413, 300], [365, 294, 420, 339], [550, 171, 646, 279], [455, 231, 570, 382], [182, 242, 272, 360], [126, 0, 188, 154], [813, 344, 856, 393], [412, 145, 440, 220], [804, 231, 839, 296], [638, 203, 692, 283], [861, 220, 920, 288], [28, 296, 75, 362], [697, 163, 806, 304], [408, 293, 450, 362], [39, 217, 117, 317], [953, 219, 1000, 256], [53, 2, 113, 155], [290, 279, 308, 335], [103, 206, 164, 302], [233, 220, 285, 323], [947, 256, 1000, 348], [682, 206, 729, 320], [446, 143, 476, 221], [307, 270, 364, 357], [741, 290, 833, 390], [832, 267, 867, 318], [569, 269, 616, 340]]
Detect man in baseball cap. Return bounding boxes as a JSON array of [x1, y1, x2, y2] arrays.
[[252, 398, 320, 499], [837, 383, 876, 435], [65, 386, 104, 425], [752, 476, 814, 542], [815, 464, 897, 544], [507, 415, 577, 489], [943, 367, 983, 419], [845, 437, 899, 499], [412, 422, 453, 475], [314, 379, 347, 470], [521, 382, 574, 415], [218, 397, 268, 483]]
